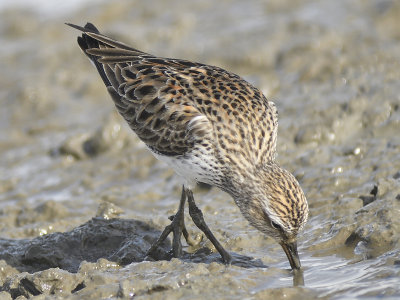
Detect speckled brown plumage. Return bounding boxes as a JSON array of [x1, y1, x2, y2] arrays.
[[67, 22, 308, 270]]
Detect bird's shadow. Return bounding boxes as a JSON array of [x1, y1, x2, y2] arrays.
[[0, 217, 266, 274]]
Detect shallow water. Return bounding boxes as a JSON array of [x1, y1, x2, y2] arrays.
[[1, 0, 400, 298]]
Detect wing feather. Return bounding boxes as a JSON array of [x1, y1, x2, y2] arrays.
[[67, 22, 277, 163]]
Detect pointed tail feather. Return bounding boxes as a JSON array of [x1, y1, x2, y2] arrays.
[[66, 22, 147, 87], [66, 22, 146, 53], [66, 23, 113, 87]]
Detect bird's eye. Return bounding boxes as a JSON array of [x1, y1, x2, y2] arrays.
[[271, 221, 282, 230]]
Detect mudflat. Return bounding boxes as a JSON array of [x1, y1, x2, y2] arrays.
[[1, 0, 399, 299]]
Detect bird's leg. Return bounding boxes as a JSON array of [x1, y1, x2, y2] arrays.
[[146, 186, 187, 258], [168, 214, 201, 247], [185, 187, 232, 264]]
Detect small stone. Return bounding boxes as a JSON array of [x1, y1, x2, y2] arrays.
[[95, 201, 124, 219]]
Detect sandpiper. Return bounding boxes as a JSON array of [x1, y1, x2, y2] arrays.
[[67, 23, 308, 269]]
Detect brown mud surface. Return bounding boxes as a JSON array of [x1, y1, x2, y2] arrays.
[[1, 0, 400, 299]]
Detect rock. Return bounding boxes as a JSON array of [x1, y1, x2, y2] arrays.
[[0, 218, 170, 274]]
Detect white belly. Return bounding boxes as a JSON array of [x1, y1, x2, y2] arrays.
[[149, 147, 222, 189]]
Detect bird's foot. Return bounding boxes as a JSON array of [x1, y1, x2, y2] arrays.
[[146, 210, 185, 259]]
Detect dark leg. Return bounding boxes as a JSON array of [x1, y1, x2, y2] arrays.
[[169, 214, 201, 247], [146, 185, 201, 259], [146, 186, 186, 258], [186, 187, 232, 264]]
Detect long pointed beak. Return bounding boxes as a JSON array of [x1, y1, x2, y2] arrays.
[[280, 241, 301, 270]]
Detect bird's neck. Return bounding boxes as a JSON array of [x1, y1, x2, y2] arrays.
[[220, 165, 262, 211], [221, 162, 282, 219]]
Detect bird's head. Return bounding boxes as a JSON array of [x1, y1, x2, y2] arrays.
[[231, 162, 308, 269]]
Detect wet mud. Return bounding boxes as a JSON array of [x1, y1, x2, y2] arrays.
[[1, 0, 400, 299]]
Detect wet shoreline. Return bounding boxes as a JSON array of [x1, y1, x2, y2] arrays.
[[1, 0, 400, 298]]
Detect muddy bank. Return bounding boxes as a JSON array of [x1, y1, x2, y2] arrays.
[[1, 0, 400, 299], [0, 204, 272, 299]]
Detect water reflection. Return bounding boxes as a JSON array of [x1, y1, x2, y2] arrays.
[[293, 268, 305, 286]]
